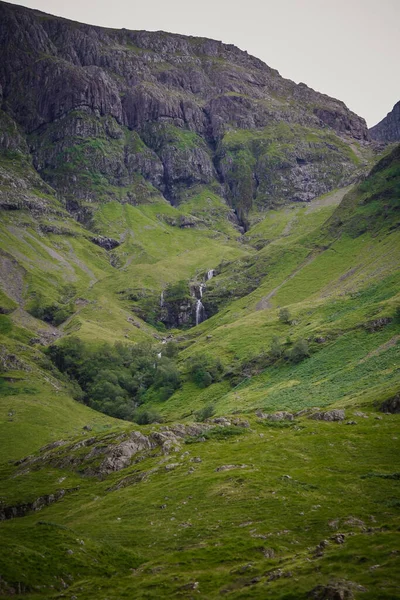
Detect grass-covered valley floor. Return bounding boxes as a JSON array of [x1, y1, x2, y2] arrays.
[[0, 144, 399, 598]]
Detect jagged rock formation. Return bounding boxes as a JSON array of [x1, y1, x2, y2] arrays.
[[369, 101, 400, 142], [15, 422, 227, 477], [0, 1, 369, 222]]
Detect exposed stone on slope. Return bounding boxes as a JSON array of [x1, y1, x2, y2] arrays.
[[308, 580, 366, 599], [0, 1, 369, 216], [0, 487, 79, 521], [380, 394, 400, 414], [256, 411, 294, 421], [14, 422, 222, 477], [369, 101, 400, 142], [310, 410, 345, 422], [99, 431, 154, 474], [91, 236, 120, 250]]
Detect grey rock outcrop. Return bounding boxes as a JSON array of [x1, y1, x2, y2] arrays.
[[15, 422, 221, 477], [308, 580, 359, 599], [0, 487, 79, 521], [0, 1, 369, 218], [310, 409, 345, 422], [256, 410, 294, 421], [100, 431, 153, 474], [91, 236, 120, 250], [369, 101, 400, 142], [380, 393, 400, 414]]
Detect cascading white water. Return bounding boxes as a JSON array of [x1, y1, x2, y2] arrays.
[[207, 269, 215, 281], [195, 299, 205, 326], [160, 291, 164, 307], [199, 283, 205, 298]]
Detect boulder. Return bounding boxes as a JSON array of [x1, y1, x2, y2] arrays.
[[380, 394, 400, 414], [256, 411, 294, 421], [210, 417, 231, 426], [99, 431, 153, 474], [310, 410, 345, 422], [308, 581, 356, 600]]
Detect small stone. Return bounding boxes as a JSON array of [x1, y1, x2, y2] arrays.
[[331, 533, 346, 544], [267, 568, 283, 581], [216, 464, 249, 472], [211, 417, 231, 426], [165, 463, 180, 471], [231, 418, 250, 428], [181, 581, 199, 590]]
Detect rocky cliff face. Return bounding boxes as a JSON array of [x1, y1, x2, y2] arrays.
[[369, 101, 400, 143], [0, 1, 370, 221]]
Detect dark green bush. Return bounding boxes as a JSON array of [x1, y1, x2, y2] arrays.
[[28, 292, 74, 326], [288, 338, 310, 363], [269, 336, 284, 361], [188, 353, 224, 388], [47, 339, 180, 421], [279, 307, 291, 324], [195, 403, 216, 422], [132, 408, 163, 425]]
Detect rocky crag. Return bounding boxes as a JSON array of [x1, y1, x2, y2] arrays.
[[0, 1, 370, 226], [369, 100, 400, 143]]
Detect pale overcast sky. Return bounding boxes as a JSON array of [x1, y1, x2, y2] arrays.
[[6, 0, 399, 127]]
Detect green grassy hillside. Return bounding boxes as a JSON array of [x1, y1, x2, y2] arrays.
[[0, 145, 399, 599]]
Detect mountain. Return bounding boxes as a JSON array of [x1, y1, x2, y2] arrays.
[[370, 100, 400, 142], [0, 0, 370, 225], [0, 2, 399, 599]]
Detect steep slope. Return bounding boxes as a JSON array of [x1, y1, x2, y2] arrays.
[[370, 100, 400, 142], [0, 122, 399, 600], [0, 1, 371, 223], [140, 145, 400, 419], [0, 5, 399, 598]]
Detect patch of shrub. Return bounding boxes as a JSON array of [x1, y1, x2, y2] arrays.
[[269, 336, 284, 361], [288, 338, 310, 363], [279, 307, 291, 324], [195, 403, 216, 422], [47, 338, 181, 421], [28, 292, 74, 326], [132, 408, 163, 425], [163, 341, 179, 359], [205, 425, 246, 440], [188, 353, 224, 388]]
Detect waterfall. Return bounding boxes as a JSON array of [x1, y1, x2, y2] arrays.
[[195, 299, 206, 326], [160, 291, 164, 307], [207, 269, 215, 281], [190, 282, 207, 326]]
